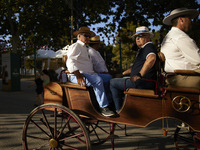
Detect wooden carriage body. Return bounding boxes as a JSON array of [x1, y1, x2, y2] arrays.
[[23, 52, 200, 150], [44, 79, 200, 132]]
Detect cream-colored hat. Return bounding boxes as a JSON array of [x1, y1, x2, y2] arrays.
[[73, 26, 95, 37], [163, 8, 199, 25], [132, 26, 154, 39], [89, 35, 100, 43]]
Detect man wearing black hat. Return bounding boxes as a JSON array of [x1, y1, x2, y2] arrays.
[[161, 8, 200, 88], [66, 27, 115, 117]]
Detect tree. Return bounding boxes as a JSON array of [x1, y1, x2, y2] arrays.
[[1, 0, 199, 55], [0, 0, 117, 53], [112, 22, 137, 72], [108, 0, 200, 72]]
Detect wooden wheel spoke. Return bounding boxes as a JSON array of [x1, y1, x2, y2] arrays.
[[57, 116, 72, 139], [64, 124, 82, 135], [90, 123, 101, 142], [60, 131, 84, 141], [30, 119, 51, 137], [41, 109, 54, 137], [92, 123, 110, 134], [61, 143, 82, 150], [26, 134, 49, 140], [54, 108, 57, 138]]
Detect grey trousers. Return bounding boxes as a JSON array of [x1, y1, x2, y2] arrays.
[[166, 75, 200, 88]]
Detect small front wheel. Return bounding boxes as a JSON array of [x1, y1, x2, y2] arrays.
[[22, 103, 91, 150], [174, 123, 199, 150]]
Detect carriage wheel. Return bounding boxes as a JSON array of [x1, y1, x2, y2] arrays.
[[80, 118, 116, 145], [22, 103, 91, 150], [174, 123, 199, 150]]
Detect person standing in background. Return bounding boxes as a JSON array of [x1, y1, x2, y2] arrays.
[[41, 69, 50, 87], [28, 73, 44, 107]]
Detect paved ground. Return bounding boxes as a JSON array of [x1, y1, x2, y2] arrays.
[[0, 78, 196, 150]]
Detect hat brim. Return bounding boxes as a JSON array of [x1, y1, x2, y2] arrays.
[[132, 32, 154, 39], [89, 40, 101, 43], [73, 30, 95, 37], [163, 9, 199, 25]]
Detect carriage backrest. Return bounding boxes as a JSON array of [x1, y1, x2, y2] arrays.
[[62, 55, 67, 65], [155, 52, 165, 73]]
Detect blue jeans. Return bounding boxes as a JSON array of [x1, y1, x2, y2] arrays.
[[98, 74, 112, 103], [110, 78, 155, 111], [69, 73, 109, 108]]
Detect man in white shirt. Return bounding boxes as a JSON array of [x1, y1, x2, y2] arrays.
[[161, 8, 200, 88], [88, 35, 113, 103], [88, 35, 109, 73], [57, 69, 67, 83], [66, 26, 115, 117]]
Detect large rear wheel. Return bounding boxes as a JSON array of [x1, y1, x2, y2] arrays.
[[22, 103, 91, 150]]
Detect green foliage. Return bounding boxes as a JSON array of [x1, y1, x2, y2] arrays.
[[25, 59, 34, 70], [1, 0, 200, 73], [112, 22, 137, 71], [98, 44, 114, 71], [0, 0, 116, 53]]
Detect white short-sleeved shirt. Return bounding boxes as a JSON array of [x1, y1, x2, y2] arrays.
[[66, 40, 94, 75], [161, 27, 200, 72], [88, 46, 108, 73]]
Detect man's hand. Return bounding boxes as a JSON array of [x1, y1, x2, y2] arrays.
[[74, 70, 86, 87], [130, 75, 141, 82]]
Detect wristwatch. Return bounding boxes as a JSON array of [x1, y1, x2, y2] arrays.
[[136, 72, 143, 78]]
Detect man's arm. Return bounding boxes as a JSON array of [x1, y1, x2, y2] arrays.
[[115, 67, 131, 78], [66, 44, 81, 73], [74, 70, 86, 87], [130, 54, 156, 82], [178, 36, 200, 64]]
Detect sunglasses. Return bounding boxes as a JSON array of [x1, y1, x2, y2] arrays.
[[134, 34, 148, 39], [80, 34, 90, 38]]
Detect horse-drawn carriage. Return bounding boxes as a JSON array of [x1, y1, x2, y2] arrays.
[[22, 52, 200, 150]]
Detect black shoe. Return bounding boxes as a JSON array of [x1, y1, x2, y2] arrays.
[[100, 107, 115, 117], [108, 102, 116, 112]]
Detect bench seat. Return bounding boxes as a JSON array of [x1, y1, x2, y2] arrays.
[[124, 88, 159, 98], [59, 81, 86, 90]]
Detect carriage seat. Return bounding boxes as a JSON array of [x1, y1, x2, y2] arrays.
[[164, 69, 200, 94], [59, 81, 86, 90], [124, 88, 159, 98]]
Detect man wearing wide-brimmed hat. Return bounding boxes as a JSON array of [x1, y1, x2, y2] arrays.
[[88, 35, 113, 104], [66, 27, 115, 117], [88, 35, 109, 74], [161, 8, 200, 88], [110, 26, 157, 112]]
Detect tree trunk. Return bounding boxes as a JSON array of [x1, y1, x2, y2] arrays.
[[12, 34, 19, 53], [6, 3, 20, 53]]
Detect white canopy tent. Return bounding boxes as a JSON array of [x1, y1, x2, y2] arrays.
[[50, 49, 68, 58], [25, 49, 55, 70], [25, 45, 69, 71]]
